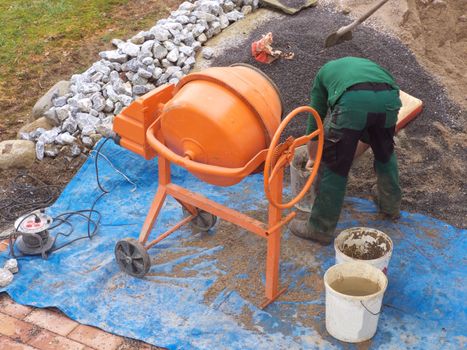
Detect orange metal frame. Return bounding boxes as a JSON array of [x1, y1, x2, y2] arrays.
[[114, 80, 325, 307], [137, 153, 293, 308], [134, 105, 324, 308]]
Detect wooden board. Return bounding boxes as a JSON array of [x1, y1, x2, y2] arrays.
[[396, 90, 423, 132]]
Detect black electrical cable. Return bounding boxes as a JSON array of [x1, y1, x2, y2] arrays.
[[0, 174, 61, 226], [42, 137, 112, 255], [48, 209, 102, 252], [94, 137, 112, 194], [6, 137, 117, 258]]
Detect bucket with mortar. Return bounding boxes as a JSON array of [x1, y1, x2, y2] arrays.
[[334, 227, 393, 274], [324, 262, 388, 342], [290, 145, 316, 212]]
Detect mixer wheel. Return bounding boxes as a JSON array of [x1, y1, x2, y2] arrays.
[[115, 238, 150, 277], [183, 208, 217, 232]]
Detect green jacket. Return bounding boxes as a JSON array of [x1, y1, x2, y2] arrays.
[[307, 57, 399, 134]]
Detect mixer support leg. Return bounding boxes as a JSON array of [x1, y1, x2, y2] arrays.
[[139, 186, 167, 245], [138, 156, 172, 244], [262, 167, 287, 308]]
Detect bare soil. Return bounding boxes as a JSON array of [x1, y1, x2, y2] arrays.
[[0, 154, 87, 230], [332, 0, 467, 110]]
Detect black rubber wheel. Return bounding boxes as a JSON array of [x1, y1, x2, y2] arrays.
[[182, 208, 217, 232], [115, 238, 150, 277]]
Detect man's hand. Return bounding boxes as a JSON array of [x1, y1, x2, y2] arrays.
[[306, 140, 319, 170]]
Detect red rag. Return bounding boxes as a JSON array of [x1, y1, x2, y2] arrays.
[[251, 41, 272, 64]]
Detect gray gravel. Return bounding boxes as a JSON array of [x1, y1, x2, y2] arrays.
[[212, 6, 467, 227]]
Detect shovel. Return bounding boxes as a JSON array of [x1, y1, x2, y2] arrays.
[[325, 0, 390, 48]]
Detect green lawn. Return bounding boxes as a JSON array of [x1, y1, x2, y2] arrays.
[[0, 0, 179, 140], [0, 0, 130, 77]]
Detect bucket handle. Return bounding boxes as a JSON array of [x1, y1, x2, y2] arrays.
[[360, 300, 382, 315]]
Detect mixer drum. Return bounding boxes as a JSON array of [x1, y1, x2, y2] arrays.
[[159, 65, 283, 186]]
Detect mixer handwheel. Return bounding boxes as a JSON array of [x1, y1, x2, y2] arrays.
[[183, 208, 217, 232], [264, 105, 324, 209], [115, 238, 150, 277]]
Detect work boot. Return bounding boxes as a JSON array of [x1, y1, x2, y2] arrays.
[[289, 218, 333, 246], [378, 210, 401, 221], [371, 184, 401, 221]]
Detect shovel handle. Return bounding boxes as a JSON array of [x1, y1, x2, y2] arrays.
[[337, 0, 390, 34]]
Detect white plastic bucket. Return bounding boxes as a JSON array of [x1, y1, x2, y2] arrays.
[[324, 262, 388, 343], [290, 145, 316, 212], [334, 227, 393, 274]]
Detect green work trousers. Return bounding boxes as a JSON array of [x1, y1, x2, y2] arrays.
[[308, 89, 402, 237]]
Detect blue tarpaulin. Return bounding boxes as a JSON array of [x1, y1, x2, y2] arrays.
[[1, 141, 466, 349]]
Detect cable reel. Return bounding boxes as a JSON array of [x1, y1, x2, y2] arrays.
[[14, 209, 54, 257]]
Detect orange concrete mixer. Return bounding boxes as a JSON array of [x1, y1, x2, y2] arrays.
[[113, 64, 324, 307]]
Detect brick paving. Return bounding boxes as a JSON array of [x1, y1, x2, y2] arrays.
[[0, 240, 165, 350]]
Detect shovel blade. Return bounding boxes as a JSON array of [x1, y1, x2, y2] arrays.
[[324, 31, 353, 48]]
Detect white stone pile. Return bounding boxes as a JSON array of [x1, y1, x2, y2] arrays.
[[21, 0, 259, 160], [0, 259, 18, 287]]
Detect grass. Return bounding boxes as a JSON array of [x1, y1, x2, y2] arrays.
[[0, 0, 132, 78], [0, 0, 180, 140]]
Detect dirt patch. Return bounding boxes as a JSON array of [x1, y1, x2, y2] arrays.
[[239, 305, 257, 331], [212, 5, 467, 228], [118, 338, 166, 350], [193, 219, 267, 306], [144, 208, 325, 312], [0, 154, 86, 232], [331, 0, 467, 110]]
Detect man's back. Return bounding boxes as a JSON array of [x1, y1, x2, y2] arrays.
[[314, 57, 399, 108]]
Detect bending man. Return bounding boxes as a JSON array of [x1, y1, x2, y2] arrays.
[[290, 57, 402, 245]]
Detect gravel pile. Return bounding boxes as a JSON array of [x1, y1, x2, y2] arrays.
[[212, 5, 467, 226], [214, 6, 464, 133], [21, 0, 259, 160]]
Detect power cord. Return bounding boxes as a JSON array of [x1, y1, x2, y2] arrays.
[[0, 174, 61, 227], [6, 137, 134, 258]]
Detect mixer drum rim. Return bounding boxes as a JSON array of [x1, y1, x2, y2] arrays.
[[229, 63, 284, 118]]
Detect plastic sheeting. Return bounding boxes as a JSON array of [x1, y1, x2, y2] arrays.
[[1, 141, 465, 349]]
